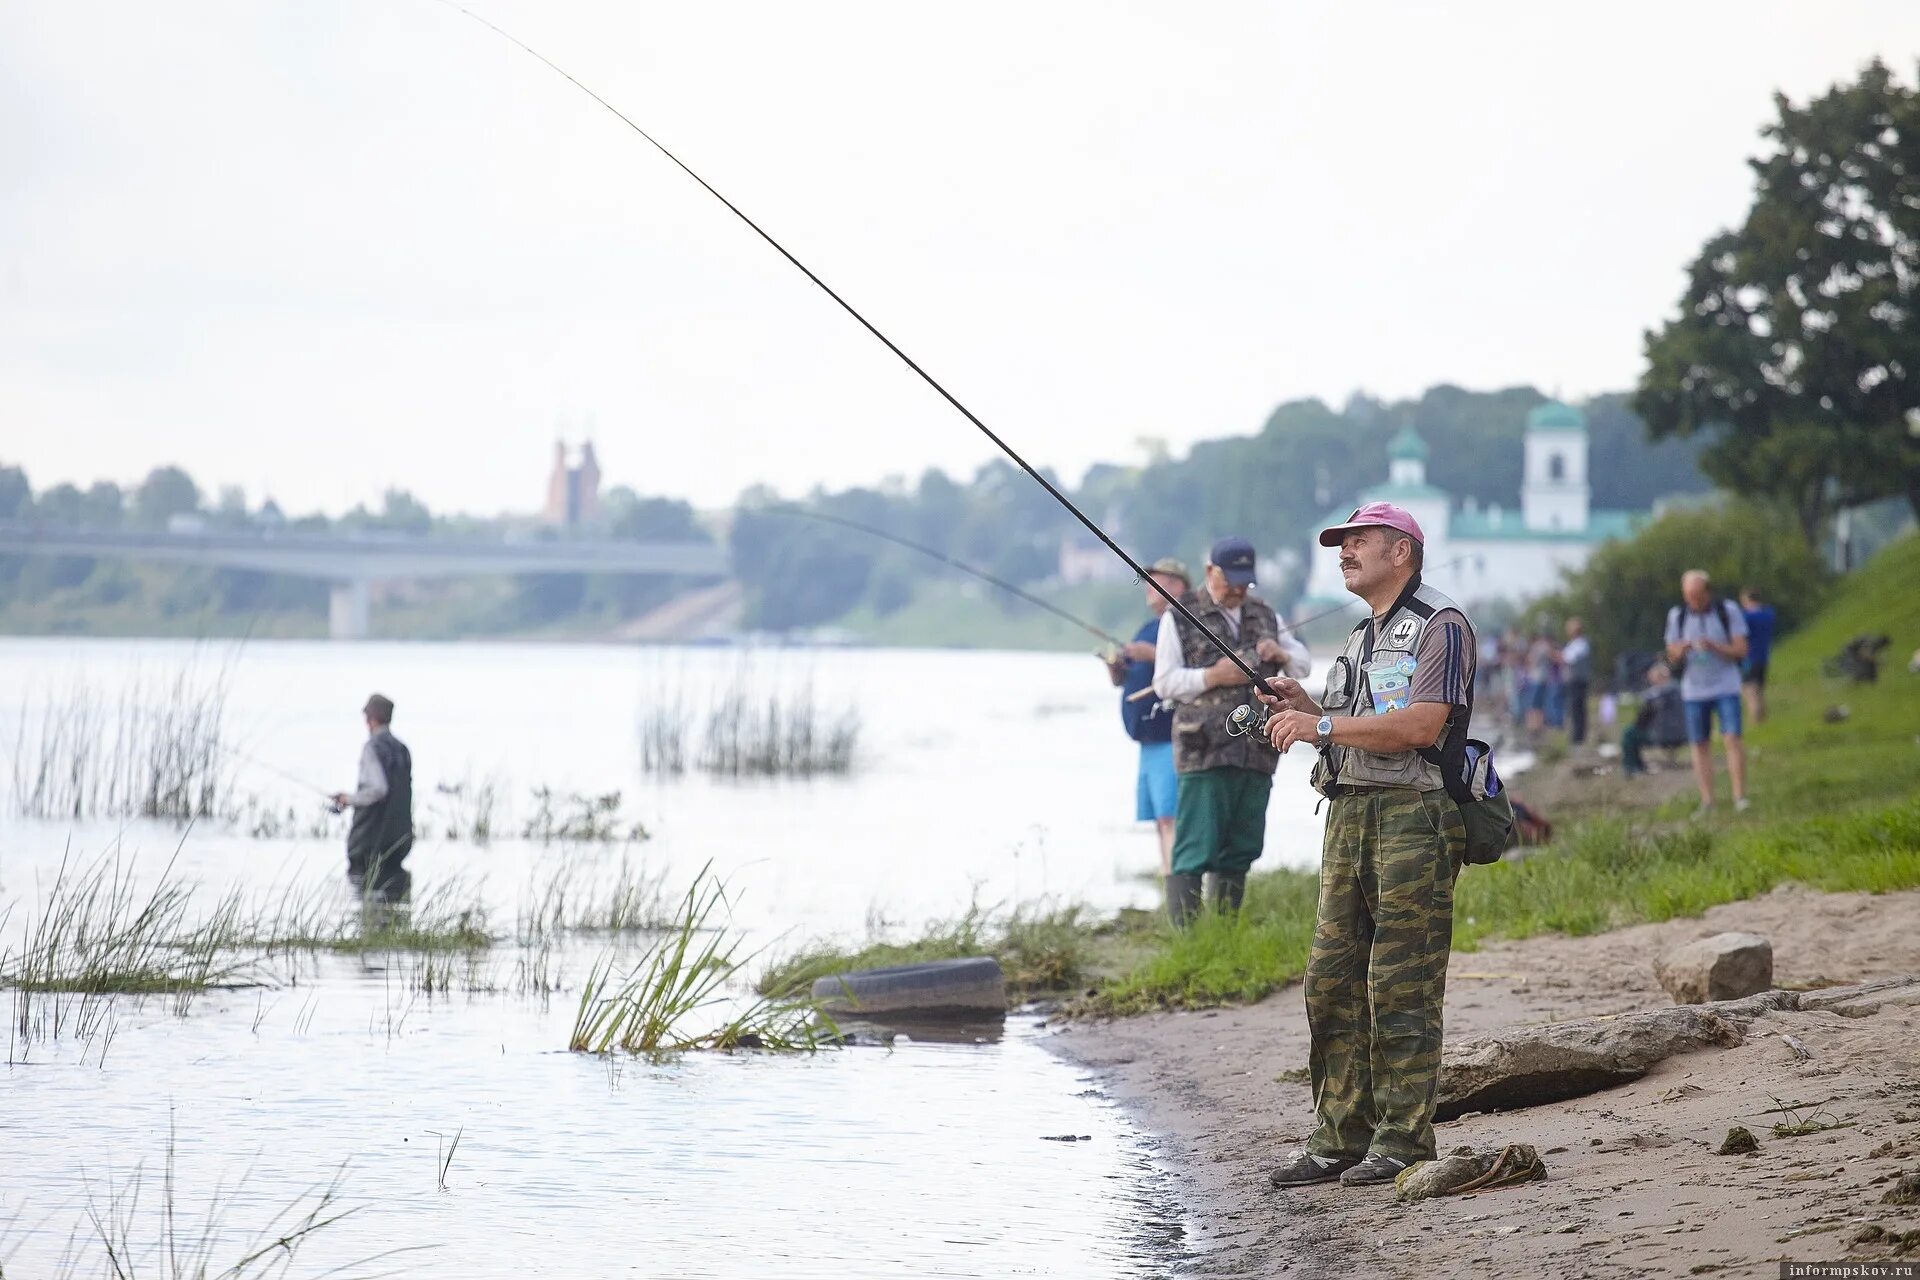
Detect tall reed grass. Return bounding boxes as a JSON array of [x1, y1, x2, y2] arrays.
[[11, 661, 235, 823], [1, 849, 258, 1043], [51, 1124, 414, 1279], [517, 855, 667, 941], [568, 868, 832, 1054], [636, 658, 860, 779]]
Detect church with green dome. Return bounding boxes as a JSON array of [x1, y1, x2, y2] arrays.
[[1303, 401, 1647, 606]]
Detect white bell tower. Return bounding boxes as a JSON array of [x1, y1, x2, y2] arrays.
[[1521, 402, 1590, 532]]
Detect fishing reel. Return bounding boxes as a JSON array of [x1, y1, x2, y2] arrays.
[[1225, 701, 1274, 746]]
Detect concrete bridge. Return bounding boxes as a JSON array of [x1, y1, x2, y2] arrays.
[[0, 523, 730, 639]]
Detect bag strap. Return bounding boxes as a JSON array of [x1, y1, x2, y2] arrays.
[[1358, 573, 1425, 666], [1416, 607, 1479, 806]]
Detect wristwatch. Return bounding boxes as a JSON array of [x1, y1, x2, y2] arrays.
[[1315, 715, 1333, 749]]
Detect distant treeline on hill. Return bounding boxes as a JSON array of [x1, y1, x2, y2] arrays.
[[0, 464, 712, 637], [0, 384, 1709, 640], [733, 385, 1710, 632]]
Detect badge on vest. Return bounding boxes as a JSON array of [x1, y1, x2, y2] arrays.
[[1385, 615, 1420, 649], [1365, 655, 1415, 714]]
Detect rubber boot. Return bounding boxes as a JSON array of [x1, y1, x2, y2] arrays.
[[1164, 874, 1204, 930], [1206, 871, 1247, 914]]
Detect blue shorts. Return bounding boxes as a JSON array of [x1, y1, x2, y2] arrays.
[[1684, 695, 1743, 744], [1135, 741, 1179, 821]]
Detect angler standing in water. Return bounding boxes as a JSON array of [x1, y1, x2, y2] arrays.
[[331, 693, 414, 893], [1151, 539, 1309, 926]]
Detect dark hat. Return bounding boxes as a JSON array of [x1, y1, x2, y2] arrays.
[[363, 693, 395, 723], [1209, 537, 1257, 587]]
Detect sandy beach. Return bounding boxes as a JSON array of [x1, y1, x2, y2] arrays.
[[1050, 883, 1920, 1278]]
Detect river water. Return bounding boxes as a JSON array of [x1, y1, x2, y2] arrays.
[[0, 638, 1327, 1277]]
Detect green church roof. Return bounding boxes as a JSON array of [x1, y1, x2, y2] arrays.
[[1527, 401, 1587, 433], [1359, 481, 1450, 503], [1387, 425, 1430, 461], [1448, 508, 1642, 542]]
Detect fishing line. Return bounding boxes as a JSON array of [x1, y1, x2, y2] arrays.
[[754, 504, 1124, 648], [219, 740, 336, 800], [432, 1, 1269, 686]]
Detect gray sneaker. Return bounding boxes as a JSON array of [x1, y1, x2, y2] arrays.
[[1267, 1150, 1358, 1187], [1339, 1152, 1411, 1186]]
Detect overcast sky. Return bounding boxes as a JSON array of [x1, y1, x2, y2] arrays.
[[4, 2, 1917, 517]]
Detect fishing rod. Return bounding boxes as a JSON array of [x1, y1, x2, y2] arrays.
[[220, 740, 336, 801], [433, 1, 1271, 689], [755, 504, 1125, 648]]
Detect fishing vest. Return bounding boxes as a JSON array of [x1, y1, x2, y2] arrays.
[[1311, 578, 1471, 796], [1170, 590, 1283, 776], [347, 730, 414, 879]]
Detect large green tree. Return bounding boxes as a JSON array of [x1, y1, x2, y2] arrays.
[[1636, 59, 1920, 543], [132, 465, 202, 528]]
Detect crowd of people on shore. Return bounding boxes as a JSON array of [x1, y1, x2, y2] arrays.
[[1091, 508, 1824, 1192]]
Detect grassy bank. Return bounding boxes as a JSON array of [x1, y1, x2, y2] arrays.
[[781, 535, 1920, 1014], [757, 904, 1117, 999], [1095, 532, 1920, 1012]]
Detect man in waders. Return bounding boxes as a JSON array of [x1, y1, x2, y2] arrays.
[[1151, 537, 1309, 926], [331, 693, 414, 892], [1257, 502, 1474, 1188]]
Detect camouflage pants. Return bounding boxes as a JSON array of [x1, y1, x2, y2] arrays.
[[1305, 787, 1462, 1164]]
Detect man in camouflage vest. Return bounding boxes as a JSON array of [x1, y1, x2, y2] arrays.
[[1257, 502, 1475, 1189], [1150, 537, 1310, 926]]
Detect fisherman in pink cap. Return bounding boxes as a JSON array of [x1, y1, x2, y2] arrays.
[[1259, 501, 1479, 1190]]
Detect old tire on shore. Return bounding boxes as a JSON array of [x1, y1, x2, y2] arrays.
[[810, 956, 1005, 1018]]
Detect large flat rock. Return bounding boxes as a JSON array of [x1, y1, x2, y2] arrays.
[[1794, 977, 1920, 1018], [1435, 990, 1800, 1121]]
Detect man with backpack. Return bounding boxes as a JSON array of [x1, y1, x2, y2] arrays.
[[1255, 502, 1479, 1190], [1103, 557, 1192, 884], [1664, 570, 1751, 816]]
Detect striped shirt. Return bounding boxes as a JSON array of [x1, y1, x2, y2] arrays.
[[1371, 607, 1474, 709]]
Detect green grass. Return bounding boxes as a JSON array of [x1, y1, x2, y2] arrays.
[[1084, 532, 1920, 1013], [755, 902, 1110, 1000], [1, 851, 254, 1002], [571, 866, 832, 1055]]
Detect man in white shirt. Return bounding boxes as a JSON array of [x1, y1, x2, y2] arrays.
[[1664, 570, 1750, 815]]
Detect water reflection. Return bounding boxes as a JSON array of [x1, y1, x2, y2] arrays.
[[0, 640, 1226, 1278]]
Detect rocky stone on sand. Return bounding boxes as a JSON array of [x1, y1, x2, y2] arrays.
[[1433, 981, 1913, 1120], [1716, 1126, 1759, 1155], [1436, 1001, 1767, 1120], [1652, 932, 1773, 1004], [1885, 1173, 1920, 1206]]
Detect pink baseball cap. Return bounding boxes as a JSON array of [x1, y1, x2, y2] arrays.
[[1318, 501, 1426, 547]]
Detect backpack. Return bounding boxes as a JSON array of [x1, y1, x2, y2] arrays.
[[1666, 598, 1741, 678], [1395, 609, 1514, 866], [1423, 730, 1516, 866]]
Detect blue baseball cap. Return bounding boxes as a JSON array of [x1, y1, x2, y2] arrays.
[[1209, 537, 1257, 587]]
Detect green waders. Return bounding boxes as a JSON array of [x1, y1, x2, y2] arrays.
[[1169, 767, 1272, 878], [1305, 787, 1463, 1165]]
